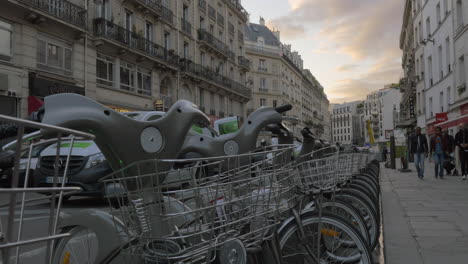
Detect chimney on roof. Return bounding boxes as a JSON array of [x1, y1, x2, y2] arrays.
[[272, 29, 280, 41], [259, 16, 265, 26]]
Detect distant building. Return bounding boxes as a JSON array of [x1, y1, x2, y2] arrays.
[[364, 85, 402, 144], [245, 18, 329, 138], [331, 101, 363, 145]]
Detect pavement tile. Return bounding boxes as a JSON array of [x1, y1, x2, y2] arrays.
[[382, 160, 468, 263]]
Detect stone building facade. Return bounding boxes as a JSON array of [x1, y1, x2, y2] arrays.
[[0, 0, 251, 122]]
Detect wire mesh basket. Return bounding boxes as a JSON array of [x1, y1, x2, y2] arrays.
[[335, 153, 354, 183], [296, 148, 339, 192], [102, 146, 297, 263], [0, 114, 93, 264]]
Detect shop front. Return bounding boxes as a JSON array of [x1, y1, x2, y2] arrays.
[[27, 73, 85, 115], [427, 104, 468, 135]]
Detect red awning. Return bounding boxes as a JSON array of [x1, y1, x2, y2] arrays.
[[28, 96, 44, 115], [427, 114, 468, 134]]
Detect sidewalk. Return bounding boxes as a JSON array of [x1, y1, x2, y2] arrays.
[[381, 160, 468, 264]]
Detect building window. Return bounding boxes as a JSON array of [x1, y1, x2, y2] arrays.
[[145, 21, 153, 41], [96, 0, 111, 19], [437, 2, 441, 23], [220, 95, 225, 112], [200, 89, 205, 108], [183, 42, 189, 58], [429, 97, 433, 116], [120, 61, 135, 92], [440, 91, 444, 112], [260, 98, 266, 106], [438, 45, 443, 79], [137, 67, 152, 96], [426, 17, 431, 37], [446, 38, 451, 72], [124, 10, 133, 31], [200, 17, 205, 29], [164, 31, 170, 49], [37, 35, 72, 76], [444, 0, 449, 15], [260, 78, 266, 90], [0, 20, 12, 60], [447, 86, 451, 105], [428, 56, 433, 85], [200, 51, 205, 66], [183, 5, 189, 21], [96, 53, 114, 87], [259, 59, 266, 70], [457, 0, 464, 28], [459, 55, 466, 86]]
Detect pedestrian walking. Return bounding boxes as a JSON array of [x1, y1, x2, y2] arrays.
[[410, 127, 428, 179], [455, 123, 468, 180], [443, 130, 455, 175], [382, 147, 388, 162], [430, 126, 450, 179]]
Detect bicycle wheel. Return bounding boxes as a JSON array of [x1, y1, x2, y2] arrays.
[[321, 199, 370, 244], [278, 211, 372, 264], [52, 226, 99, 264], [335, 191, 379, 251]]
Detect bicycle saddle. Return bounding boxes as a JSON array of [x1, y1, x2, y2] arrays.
[[266, 122, 294, 145], [40, 94, 210, 173], [178, 104, 292, 158]]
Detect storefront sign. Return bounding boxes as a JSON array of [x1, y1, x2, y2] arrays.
[[29, 76, 84, 98], [409, 96, 415, 118], [435, 113, 448, 123], [461, 103, 468, 116]]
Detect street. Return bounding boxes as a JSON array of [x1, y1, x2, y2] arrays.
[[382, 160, 468, 264], [0, 194, 107, 263]]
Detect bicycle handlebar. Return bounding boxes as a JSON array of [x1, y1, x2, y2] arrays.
[[275, 104, 292, 113]]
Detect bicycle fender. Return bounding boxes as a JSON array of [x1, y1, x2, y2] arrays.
[[58, 209, 126, 264]]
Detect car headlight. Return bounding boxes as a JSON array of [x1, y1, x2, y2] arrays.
[[85, 153, 106, 168]]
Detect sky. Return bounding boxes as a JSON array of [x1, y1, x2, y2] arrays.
[[242, 0, 406, 104]]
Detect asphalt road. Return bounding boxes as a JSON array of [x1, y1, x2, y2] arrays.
[[0, 193, 107, 264]]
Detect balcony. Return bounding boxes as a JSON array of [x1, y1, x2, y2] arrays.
[[217, 13, 225, 27], [161, 5, 174, 25], [198, 0, 206, 12], [224, 0, 248, 22], [259, 88, 268, 93], [198, 29, 231, 58], [93, 18, 180, 67], [181, 61, 252, 99], [181, 18, 192, 35], [258, 67, 268, 72], [131, 0, 162, 18], [238, 56, 250, 71], [17, 0, 86, 29]]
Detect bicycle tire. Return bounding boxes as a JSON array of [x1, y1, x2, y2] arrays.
[[334, 191, 380, 251], [52, 226, 99, 264], [278, 211, 372, 264]]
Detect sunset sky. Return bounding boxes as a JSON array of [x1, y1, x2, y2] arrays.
[[242, 0, 405, 104]]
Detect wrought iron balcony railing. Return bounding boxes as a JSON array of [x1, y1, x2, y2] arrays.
[[181, 61, 252, 98], [198, 29, 231, 58], [225, 0, 248, 21], [94, 18, 179, 66], [238, 56, 250, 71], [18, 0, 86, 28], [181, 18, 192, 35], [161, 5, 174, 25], [132, 0, 162, 17]]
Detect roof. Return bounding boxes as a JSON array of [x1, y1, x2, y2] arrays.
[[245, 23, 281, 46]]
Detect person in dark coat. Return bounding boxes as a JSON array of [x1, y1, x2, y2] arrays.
[[455, 123, 468, 180], [430, 126, 450, 179], [409, 127, 428, 179], [443, 130, 455, 175], [382, 147, 388, 162]]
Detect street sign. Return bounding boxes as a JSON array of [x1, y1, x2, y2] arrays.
[[435, 113, 448, 123]]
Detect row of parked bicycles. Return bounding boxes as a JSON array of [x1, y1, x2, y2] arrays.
[[0, 94, 381, 264]]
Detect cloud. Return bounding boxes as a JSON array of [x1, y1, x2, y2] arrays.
[[266, 0, 405, 103], [336, 64, 359, 72]]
